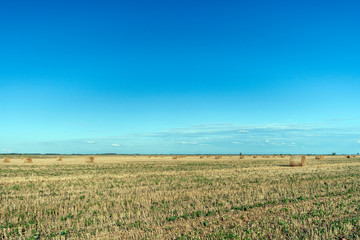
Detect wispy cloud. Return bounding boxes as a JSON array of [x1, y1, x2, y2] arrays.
[[239, 130, 249, 133], [7, 122, 359, 154], [1, 148, 12, 153], [179, 142, 197, 145]]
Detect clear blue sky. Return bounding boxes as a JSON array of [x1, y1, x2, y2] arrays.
[[1, 0, 359, 154]]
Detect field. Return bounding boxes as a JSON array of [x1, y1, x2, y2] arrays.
[[1, 155, 360, 239]]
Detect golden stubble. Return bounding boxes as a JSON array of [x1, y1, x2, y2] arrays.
[[0, 154, 359, 239]]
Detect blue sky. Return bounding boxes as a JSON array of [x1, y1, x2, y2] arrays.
[[1, 0, 360, 154]]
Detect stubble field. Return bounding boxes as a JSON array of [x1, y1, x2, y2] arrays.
[[1, 155, 360, 239]]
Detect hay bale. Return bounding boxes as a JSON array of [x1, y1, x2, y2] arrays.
[[25, 157, 32, 163], [172, 155, 178, 160], [315, 155, 324, 160], [215, 155, 222, 159], [200, 155, 205, 159], [239, 155, 245, 159], [301, 155, 306, 166], [57, 156, 63, 161], [253, 155, 257, 158], [86, 156, 95, 163], [289, 155, 306, 167], [3, 157, 10, 163]]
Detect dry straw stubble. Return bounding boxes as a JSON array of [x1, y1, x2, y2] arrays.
[[2, 155, 360, 239]]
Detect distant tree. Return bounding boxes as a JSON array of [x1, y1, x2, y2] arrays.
[[332, 152, 336, 155]]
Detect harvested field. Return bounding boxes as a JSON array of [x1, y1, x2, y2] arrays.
[[1, 155, 360, 239]]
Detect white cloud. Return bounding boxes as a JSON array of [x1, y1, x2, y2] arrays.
[[232, 142, 243, 144], [239, 130, 249, 133], [265, 140, 270, 143], [112, 143, 120, 147], [357, 140, 360, 144], [88, 141, 96, 144], [179, 142, 197, 145]]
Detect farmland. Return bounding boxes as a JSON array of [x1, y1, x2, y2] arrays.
[[1, 155, 360, 239]]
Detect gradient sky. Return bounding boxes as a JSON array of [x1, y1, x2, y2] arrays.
[[1, 0, 360, 154]]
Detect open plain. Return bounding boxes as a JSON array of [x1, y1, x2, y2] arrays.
[[1, 155, 360, 239]]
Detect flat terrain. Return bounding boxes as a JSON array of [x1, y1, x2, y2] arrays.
[[1, 155, 360, 239]]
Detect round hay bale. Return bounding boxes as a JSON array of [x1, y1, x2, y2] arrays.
[[86, 156, 95, 163], [57, 156, 63, 161], [25, 157, 32, 163], [3, 157, 10, 163], [289, 155, 306, 167], [301, 155, 306, 166]]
